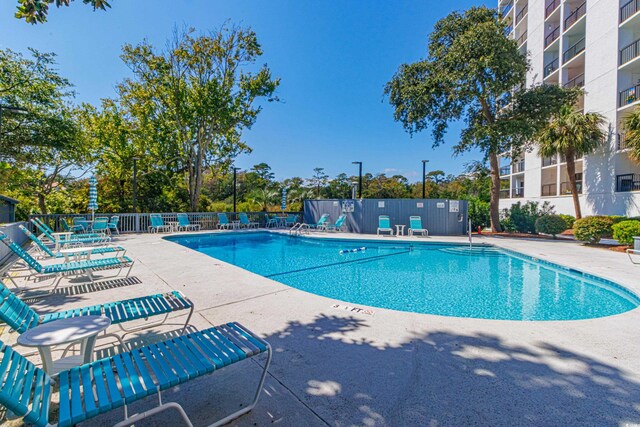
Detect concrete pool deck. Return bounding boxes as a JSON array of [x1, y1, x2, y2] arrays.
[[4, 230, 640, 426]]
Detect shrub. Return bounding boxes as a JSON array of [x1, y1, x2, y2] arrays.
[[468, 197, 490, 230], [500, 201, 555, 234], [573, 216, 614, 244], [535, 215, 568, 238], [609, 215, 627, 224], [612, 220, 640, 246], [558, 214, 576, 230]]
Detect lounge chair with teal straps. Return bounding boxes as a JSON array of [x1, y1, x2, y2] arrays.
[[0, 231, 133, 289], [0, 319, 271, 427], [148, 214, 170, 233], [217, 212, 233, 230], [377, 215, 394, 236], [325, 214, 347, 232], [285, 213, 298, 227], [60, 218, 84, 233], [408, 216, 429, 237], [307, 213, 330, 231], [177, 213, 201, 231], [0, 279, 194, 347], [19, 225, 126, 259], [32, 218, 110, 251], [108, 215, 120, 235], [265, 213, 279, 228], [33, 217, 102, 240], [239, 212, 258, 228]]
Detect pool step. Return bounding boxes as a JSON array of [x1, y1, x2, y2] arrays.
[[438, 246, 504, 256]]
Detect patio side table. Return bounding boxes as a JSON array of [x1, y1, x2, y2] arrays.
[[395, 225, 406, 236]]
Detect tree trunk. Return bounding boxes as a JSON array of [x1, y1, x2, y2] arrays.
[[488, 150, 503, 232], [565, 151, 582, 219], [37, 193, 48, 215]]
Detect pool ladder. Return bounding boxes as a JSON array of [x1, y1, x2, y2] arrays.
[[289, 223, 310, 236]]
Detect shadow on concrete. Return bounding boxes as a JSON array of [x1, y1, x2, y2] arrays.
[[255, 314, 640, 426]]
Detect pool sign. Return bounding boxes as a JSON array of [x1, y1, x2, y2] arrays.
[[450, 200, 459, 213], [342, 199, 355, 212], [281, 188, 287, 211], [437, 202, 445, 208]]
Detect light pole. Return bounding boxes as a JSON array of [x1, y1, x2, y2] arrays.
[[352, 161, 362, 199], [132, 157, 140, 214], [233, 167, 241, 213], [421, 160, 429, 199], [0, 105, 28, 134]]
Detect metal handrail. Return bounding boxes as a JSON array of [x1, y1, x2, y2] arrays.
[[544, 57, 559, 77], [564, 73, 585, 88], [545, 0, 561, 18], [563, 37, 585, 62], [616, 173, 640, 192], [560, 181, 582, 194], [28, 211, 304, 233], [564, 1, 587, 30], [621, 0, 639, 23], [618, 133, 631, 150], [499, 189, 510, 199], [541, 184, 557, 197], [511, 188, 524, 198], [620, 38, 640, 65], [544, 25, 560, 48], [619, 83, 640, 107], [515, 3, 528, 24], [500, 166, 511, 176]]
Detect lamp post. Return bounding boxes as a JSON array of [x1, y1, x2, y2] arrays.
[[233, 167, 241, 213], [0, 105, 28, 134], [421, 160, 429, 199], [132, 157, 140, 214], [352, 161, 362, 199]]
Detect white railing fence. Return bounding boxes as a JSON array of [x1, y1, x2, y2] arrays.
[[28, 212, 303, 233]]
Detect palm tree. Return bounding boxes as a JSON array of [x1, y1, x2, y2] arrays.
[[249, 188, 279, 212], [537, 105, 606, 219], [621, 107, 640, 162]]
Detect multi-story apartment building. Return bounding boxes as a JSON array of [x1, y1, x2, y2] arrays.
[[497, 0, 640, 216]]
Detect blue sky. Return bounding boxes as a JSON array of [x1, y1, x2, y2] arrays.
[[0, 0, 491, 182]]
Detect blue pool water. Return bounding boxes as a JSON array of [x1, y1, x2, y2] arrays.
[[166, 232, 640, 321]]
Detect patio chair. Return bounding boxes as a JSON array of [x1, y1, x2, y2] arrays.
[[0, 321, 271, 427], [325, 214, 347, 232], [74, 217, 91, 233], [0, 231, 134, 289], [217, 213, 233, 230], [92, 217, 110, 234], [408, 216, 429, 237], [285, 214, 298, 227], [32, 218, 111, 251], [239, 212, 258, 228], [33, 217, 102, 240], [265, 214, 279, 228], [307, 213, 330, 231], [60, 218, 84, 234], [177, 213, 201, 231], [148, 214, 170, 233], [19, 225, 126, 260], [377, 215, 394, 236], [108, 215, 121, 235], [0, 280, 194, 348]]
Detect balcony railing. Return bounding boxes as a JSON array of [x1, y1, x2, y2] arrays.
[[564, 1, 587, 30], [621, 0, 639, 23], [513, 161, 525, 173], [563, 37, 585, 62], [542, 156, 558, 167], [544, 25, 561, 48], [618, 133, 631, 150], [616, 173, 640, 192], [560, 181, 583, 194], [500, 166, 511, 176], [544, 57, 559, 77], [545, 0, 561, 18], [505, 25, 514, 36], [517, 32, 527, 47], [515, 4, 528, 24], [564, 73, 585, 89], [619, 83, 640, 107], [620, 38, 640, 65], [541, 184, 557, 197], [512, 188, 525, 198], [499, 189, 511, 199], [501, 1, 514, 17]]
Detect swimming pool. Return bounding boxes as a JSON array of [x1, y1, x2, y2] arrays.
[[166, 232, 640, 321]]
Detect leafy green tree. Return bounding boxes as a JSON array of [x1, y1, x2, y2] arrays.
[[118, 25, 279, 211], [385, 6, 578, 231], [621, 106, 640, 163], [325, 173, 352, 198], [15, 0, 110, 24], [363, 174, 411, 198], [536, 105, 606, 219], [249, 188, 278, 212], [246, 163, 276, 191], [310, 167, 329, 198]]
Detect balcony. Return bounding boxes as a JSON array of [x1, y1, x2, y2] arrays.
[[619, 83, 640, 107], [563, 38, 585, 63], [512, 188, 524, 198], [515, 4, 528, 25], [501, 1, 514, 17], [499, 189, 510, 199], [545, 0, 561, 18], [505, 25, 514, 36], [542, 156, 558, 167], [541, 183, 558, 197], [620, 38, 640, 66], [500, 166, 511, 176], [517, 32, 527, 47], [616, 173, 640, 192], [544, 26, 561, 48], [618, 133, 631, 150], [621, 0, 639, 23], [560, 181, 583, 194], [512, 161, 525, 173], [544, 57, 559, 78], [564, 1, 586, 31], [564, 73, 585, 89]]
